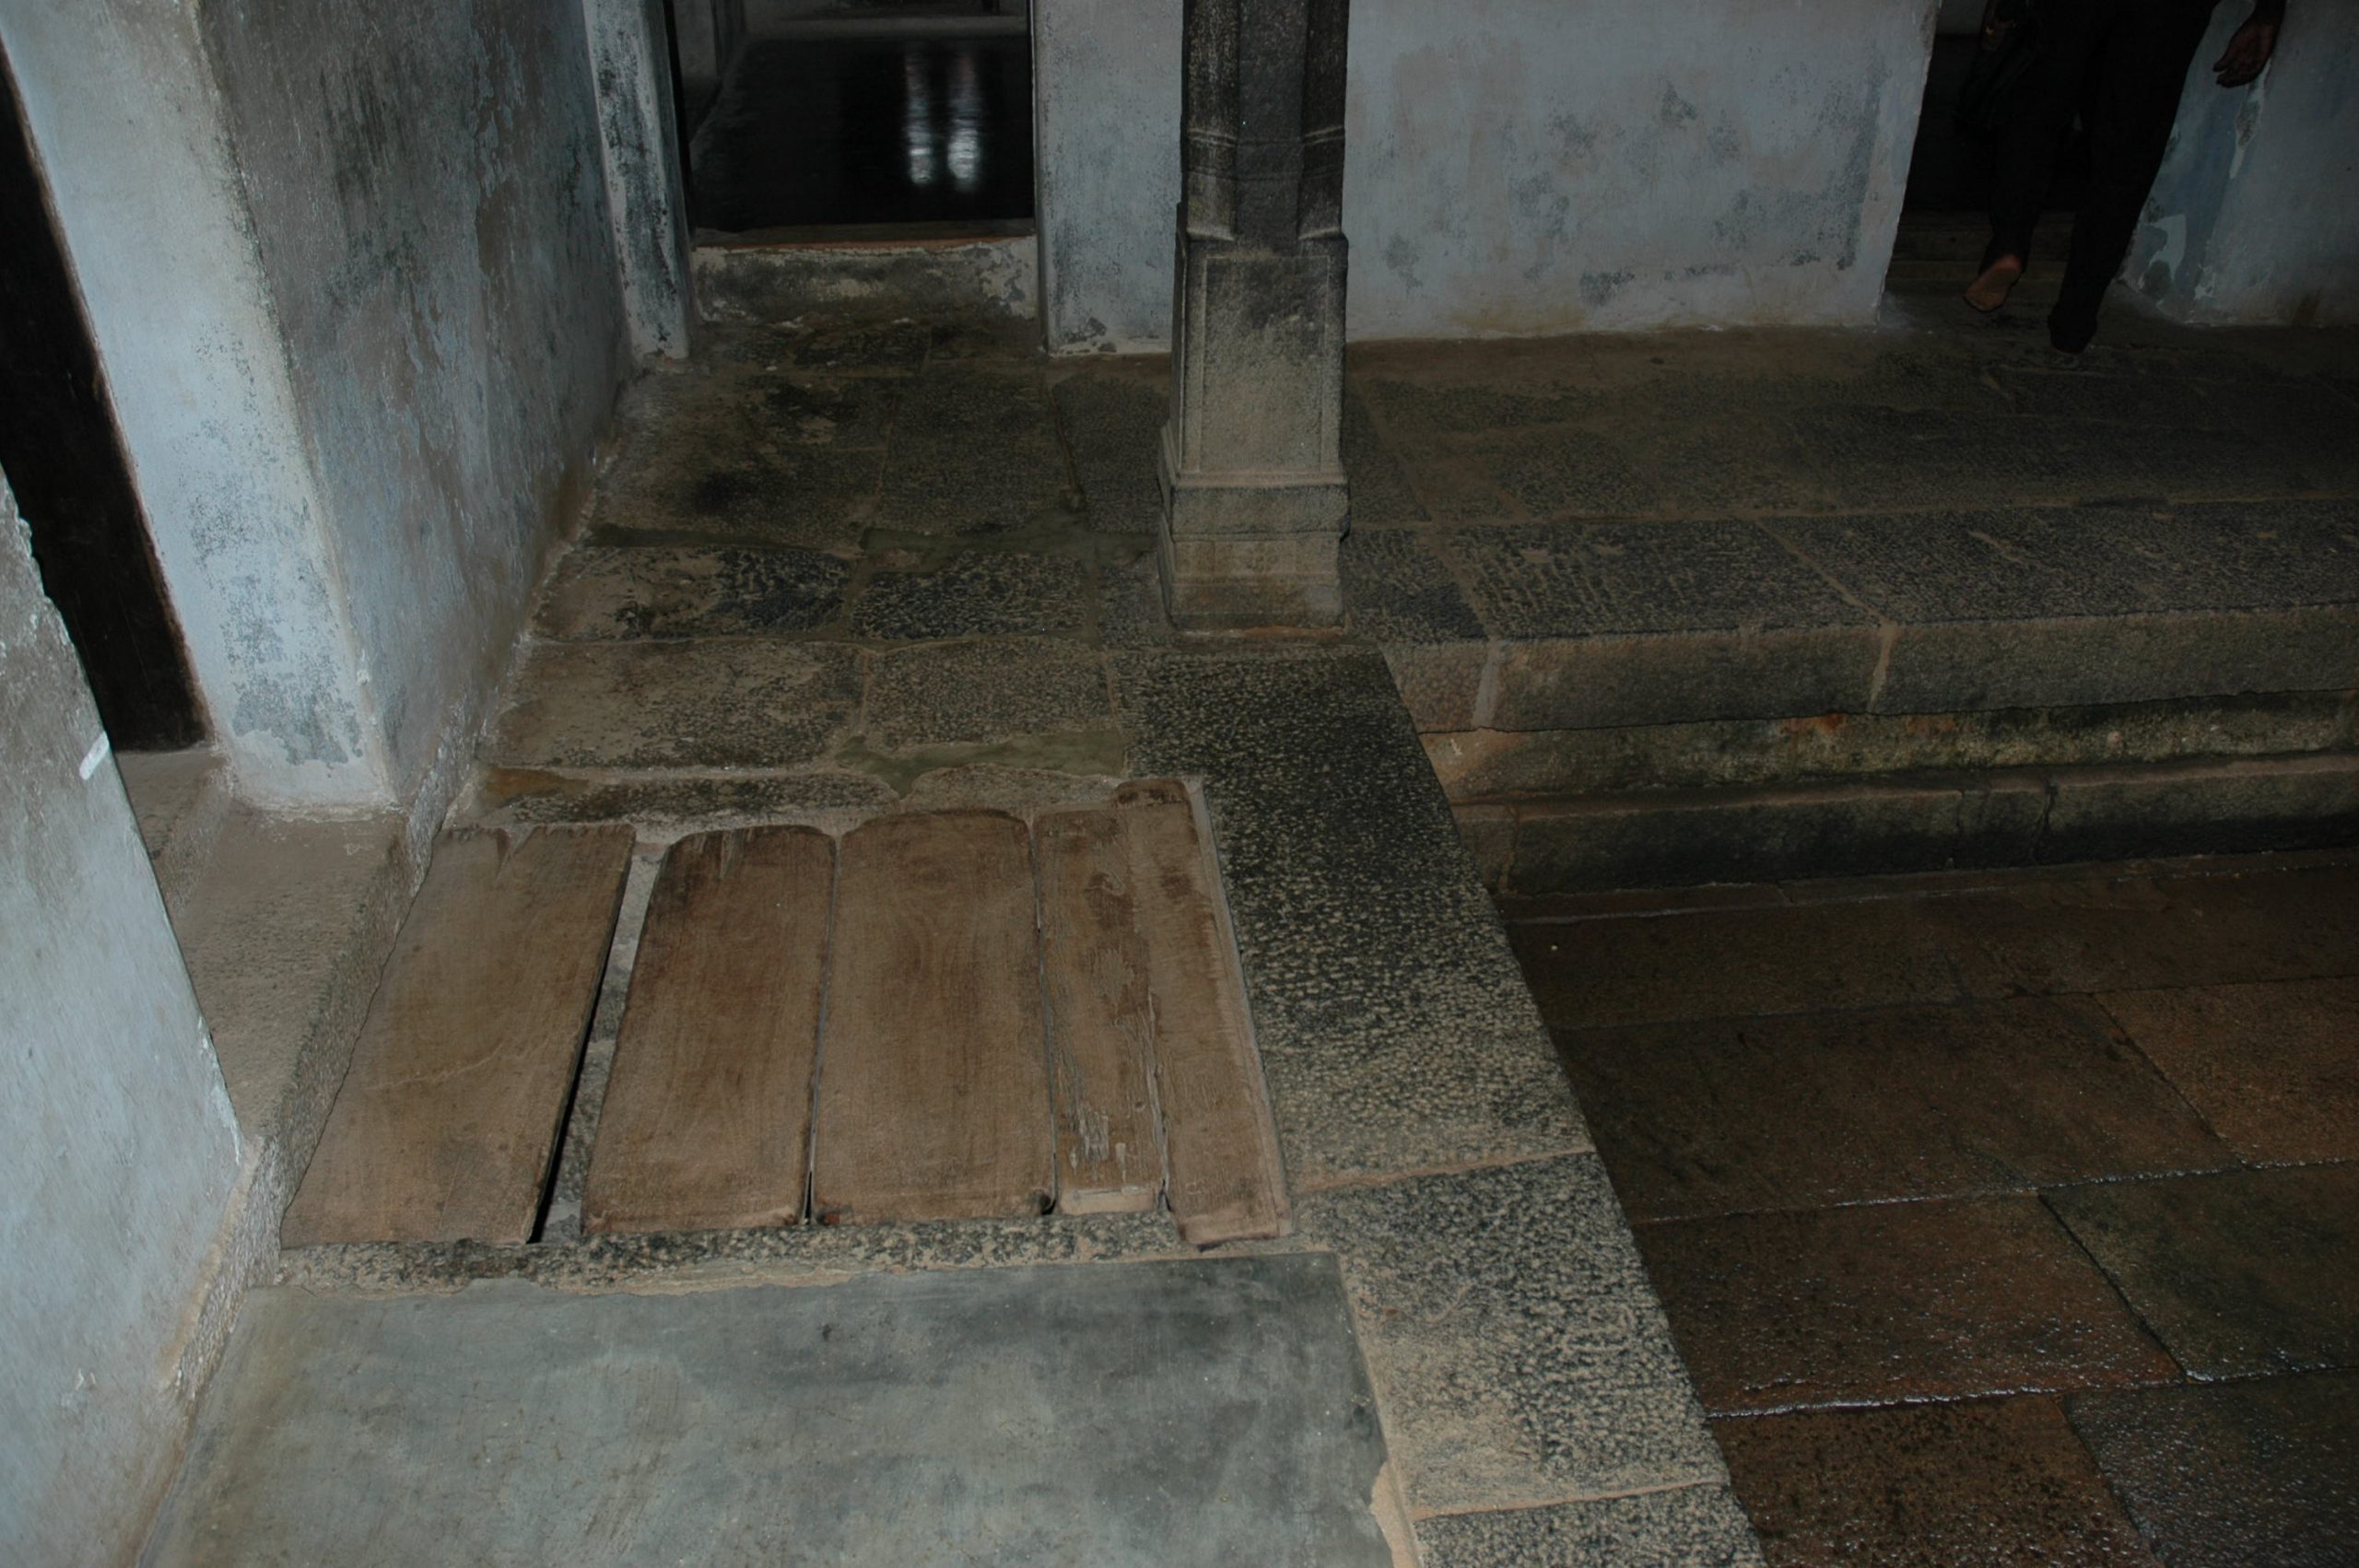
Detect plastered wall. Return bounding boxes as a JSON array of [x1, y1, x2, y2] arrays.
[[2134, 0, 2359, 325], [1036, 0, 1939, 349], [4, 0, 639, 812], [0, 474, 242, 1565], [199, 0, 634, 804]]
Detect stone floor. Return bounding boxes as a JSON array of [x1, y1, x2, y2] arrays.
[[153, 286, 2357, 1563], [1508, 852, 2359, 1566], [154, 314, 1761, 1563]]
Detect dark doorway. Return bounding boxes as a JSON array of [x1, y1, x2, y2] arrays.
[[0, 50, 205, 750], [1887, 22, 2092, 298], [684, 5, 1035, 237]]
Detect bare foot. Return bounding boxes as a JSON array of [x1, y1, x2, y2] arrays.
[[1964, 253, 2024, 314]]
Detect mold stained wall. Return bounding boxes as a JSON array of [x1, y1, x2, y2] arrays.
[[1034, 0, 1940, 350], [0, 477, 242, 1566], [2133, 2, 2359, 325], [198, 0, 634, 806], [0, 2, 383, 806]]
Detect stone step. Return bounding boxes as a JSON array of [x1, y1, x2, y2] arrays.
[[692, 229, 1038, 325], [1456, 754, 2359, 895], [1348, 505, 2359, 890]]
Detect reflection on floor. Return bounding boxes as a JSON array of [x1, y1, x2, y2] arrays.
[[1508, 855, 2359, 1565], [692, 33, 1034, 234]]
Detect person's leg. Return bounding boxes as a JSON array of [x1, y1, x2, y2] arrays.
[[1982, 0, 2110, 282], [2049, 0, 2221, 349]]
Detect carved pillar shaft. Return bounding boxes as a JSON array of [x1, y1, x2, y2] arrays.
[[1158, 0, 1351, 629]]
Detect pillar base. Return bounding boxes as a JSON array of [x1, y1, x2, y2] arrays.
[[1156, 225, 1350, 630], [1156, 427, 1345, 629]]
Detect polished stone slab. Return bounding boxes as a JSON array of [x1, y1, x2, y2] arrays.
[[2070, 1373, 2359, 1568], [148, 1257, 1395, 1566], [2048, 1166, 2359, 1380]]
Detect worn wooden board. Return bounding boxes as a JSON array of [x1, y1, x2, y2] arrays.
[[280, 825, 635, 1247], [582, 827, 833, 1235], [1114, 781, 1288, 1245], [1034, 809, 1165, 1213], [810, 811, 1053, 1223]]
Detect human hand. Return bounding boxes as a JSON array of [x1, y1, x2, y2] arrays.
[[2214, 14, 2280, 87]]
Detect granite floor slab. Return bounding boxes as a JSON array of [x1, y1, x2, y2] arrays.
[[1714, 1398, 2159, 1567], [2069, 1374, 2359, 1568], [2096, 977, 2359, 1164], [1635, 1197, 2177, 1414], [1558, 997, 2232, 1221], [2048, 1166, 2359, 1380]]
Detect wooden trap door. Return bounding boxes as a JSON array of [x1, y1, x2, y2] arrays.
[[1107, 782, 1287, 1246], [809, 811, 1054, 1223], [281, 825, 634, 1247], [583, 827, 833, 1235]]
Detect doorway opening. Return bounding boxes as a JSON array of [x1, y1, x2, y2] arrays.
[[0, 48, 205, 752], [1886, 4, 2091, 304], [679, 0, 1035, 241]]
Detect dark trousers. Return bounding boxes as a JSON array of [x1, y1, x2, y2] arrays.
[[1990, 0, 2218, 318]]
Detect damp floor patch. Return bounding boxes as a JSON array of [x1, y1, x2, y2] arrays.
[[145, 1255, 1395, 1567]]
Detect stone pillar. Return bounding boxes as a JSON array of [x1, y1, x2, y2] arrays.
[[1157, 0, 1351, 629]]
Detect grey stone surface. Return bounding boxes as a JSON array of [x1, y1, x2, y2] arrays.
[[588, 441, 882, 551], [1300, 1157, 1727, 1511], [174, 809, 411, 1151], [2040, 755, 2359, 864], [1341, 529, 1488, 731], [279, 1210, 1195, 1297], [534, 545, 851, 638], [1441, 521, 1883, 729], [465, 766, 898, 829], [2068, 1375, 2359, 1568], [151, 1258, 1397, 1566], [1117, 648, 1585, 1182], [615, 358, 899, 451], [738, 372, 901, 447], [1772, 502, 2359, 712], [489, 640, 861, 768], [1506, 776, 2051, 895], [1425, 692, 2359, 802], [1050, 367, 1168, 534], [1791, 406, 2080, 510], [1342, 529, 1484, 646], [875, 367, 1080, 533], [1990, 365, 2225, 425], [1416, 1486, 1765, 1568], [1360, 375, 1602, 436], [2042, 418, 2318, 501], [1342, 392, 1429, 526], [1464, 429, 1661, 520], [863, 638, 1111, 750], [784, 319, 931, 373], [1097, 550, 1180, 649], [848, 550, 1093, 640]]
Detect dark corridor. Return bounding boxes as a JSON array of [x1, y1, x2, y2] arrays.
[[689, 32, 1035, 235], [0, 52, 203, 750]]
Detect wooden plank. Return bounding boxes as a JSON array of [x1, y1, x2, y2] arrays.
[[810, 811, 1053, 1223], [1115, 780, 1288, 1245], [1034, 809, 1165, 1213], [281, 825, 634, 1246], [582, 827, 832, 1235]]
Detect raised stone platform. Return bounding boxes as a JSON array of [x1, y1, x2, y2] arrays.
[[1331, 299, 2359, 890]]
